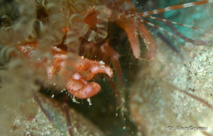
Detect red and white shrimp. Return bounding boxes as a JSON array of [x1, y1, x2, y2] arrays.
[[14, 0, 213, 100]]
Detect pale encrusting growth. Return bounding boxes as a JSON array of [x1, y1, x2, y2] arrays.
[[0, 0, 69, 85], [130, 30, 213, 136], [0, 0, 77, 135]]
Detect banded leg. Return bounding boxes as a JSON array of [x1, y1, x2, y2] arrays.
[[121, 0, 213, 17], [83, 5, 112, 44], [134, 0, 212, 45]]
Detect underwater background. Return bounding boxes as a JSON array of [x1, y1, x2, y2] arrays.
[[1, 0, 213, 136]]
